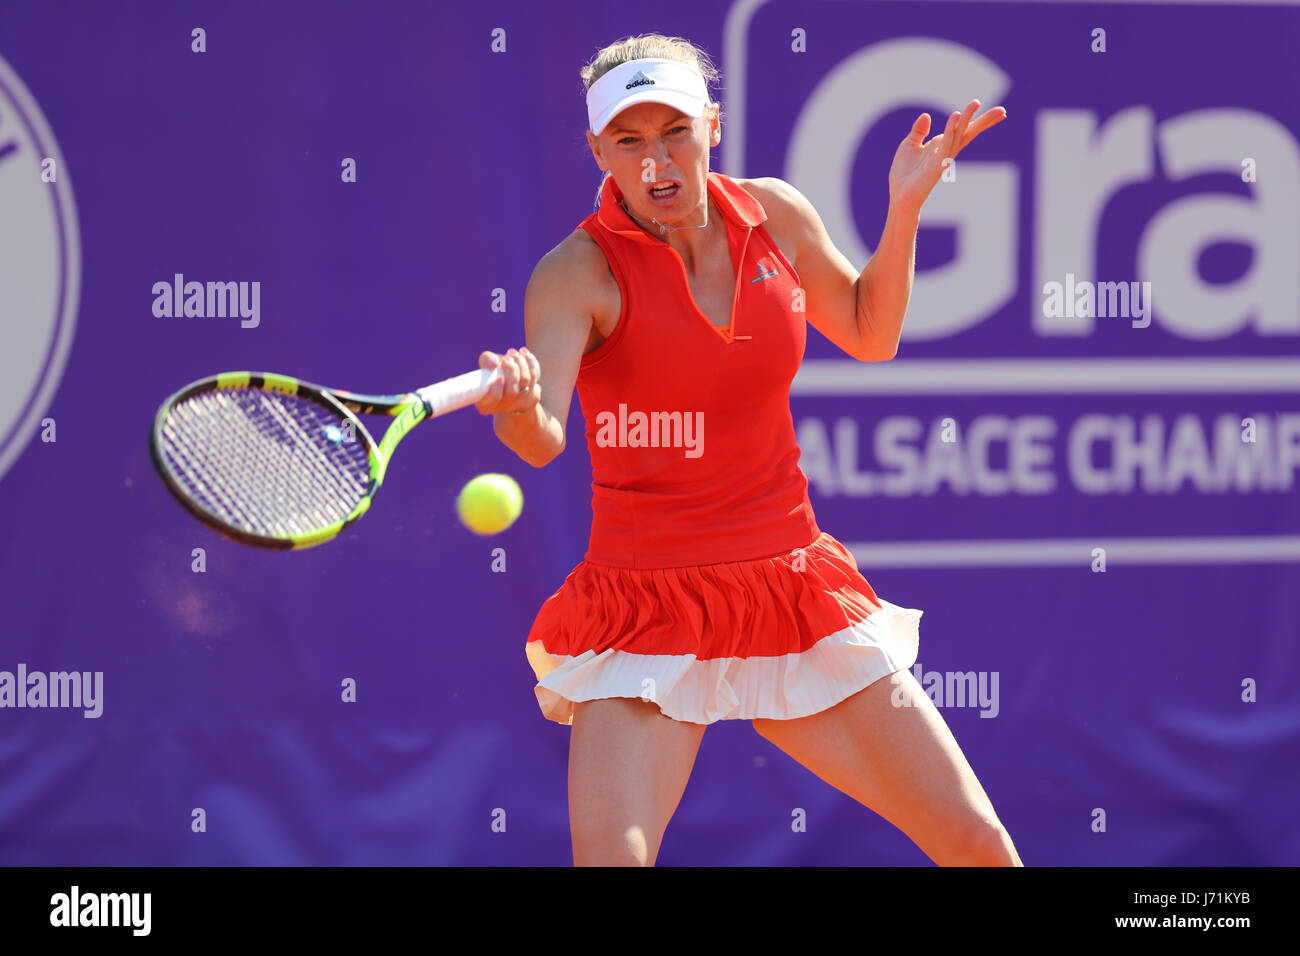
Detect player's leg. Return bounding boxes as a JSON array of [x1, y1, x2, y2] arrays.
[[751, 667, 1022, 866], [568, 696, 708, 866]]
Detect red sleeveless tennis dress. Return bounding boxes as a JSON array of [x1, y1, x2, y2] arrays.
[[525, 171, 921, 725]]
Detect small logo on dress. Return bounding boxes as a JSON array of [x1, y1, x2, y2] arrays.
[[625, 71, 656, 90], [749, 258, 779, 283]]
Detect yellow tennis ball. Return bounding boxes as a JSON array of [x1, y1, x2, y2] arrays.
[[456, 473, 523, 535]]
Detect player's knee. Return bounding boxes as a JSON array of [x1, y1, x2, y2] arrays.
[[948, 817, 1019, 867], [572, 822, 653, 867], [574, 845, 651, 867]]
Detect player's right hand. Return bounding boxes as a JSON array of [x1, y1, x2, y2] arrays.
[[475, 347, 541, 416]]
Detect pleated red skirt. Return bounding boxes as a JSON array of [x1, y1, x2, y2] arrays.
[[525, 531, 922, 725]]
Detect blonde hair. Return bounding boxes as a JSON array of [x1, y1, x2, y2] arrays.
[[581, 34, 723, 208]]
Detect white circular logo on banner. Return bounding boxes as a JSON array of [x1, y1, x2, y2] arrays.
[[0, 53, 81, 481]]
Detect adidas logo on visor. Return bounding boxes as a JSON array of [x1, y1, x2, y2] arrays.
[[625, 71, 655, 90]]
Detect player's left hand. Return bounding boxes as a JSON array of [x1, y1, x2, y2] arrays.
[[887, 99, 1007, 215]]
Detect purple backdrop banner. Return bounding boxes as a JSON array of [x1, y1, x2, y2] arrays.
[[1, 0, 1297, 866]]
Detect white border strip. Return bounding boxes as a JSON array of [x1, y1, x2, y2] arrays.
[[847, 535, 1300, 568], [792, 358, 1300, 394]]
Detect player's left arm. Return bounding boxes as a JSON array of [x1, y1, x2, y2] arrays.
[[750, 176, 917, 362]]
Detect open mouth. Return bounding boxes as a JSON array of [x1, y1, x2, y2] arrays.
[[649, 181, 681, 200]]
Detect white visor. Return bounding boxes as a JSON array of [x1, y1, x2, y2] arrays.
[[586, 58, 709, 136]]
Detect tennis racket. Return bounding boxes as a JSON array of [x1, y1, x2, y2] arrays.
[[150, 367, 503, 550]]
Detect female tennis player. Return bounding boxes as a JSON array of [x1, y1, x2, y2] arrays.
[[478, 33, 1019, 867]]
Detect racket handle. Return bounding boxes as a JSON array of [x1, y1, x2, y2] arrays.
[[415, 366, 504, 418]]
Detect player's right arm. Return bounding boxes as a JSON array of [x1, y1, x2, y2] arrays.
[[487, 232, 607, 468]]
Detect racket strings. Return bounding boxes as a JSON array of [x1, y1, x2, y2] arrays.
[[159, 390, 372, 539]]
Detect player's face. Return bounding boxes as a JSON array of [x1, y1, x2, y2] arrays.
[[588, 101, 720, 226]]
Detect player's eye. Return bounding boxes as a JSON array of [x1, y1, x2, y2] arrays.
[[618, 127, 688, 145]]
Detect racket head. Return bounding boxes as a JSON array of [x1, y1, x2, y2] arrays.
[[150, 372, 388, 549]]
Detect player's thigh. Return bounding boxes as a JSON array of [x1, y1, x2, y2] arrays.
[[751, 668, 1015, 864], [568, 696, 707, 866]]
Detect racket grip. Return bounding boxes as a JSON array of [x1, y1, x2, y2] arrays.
[[415, 366, 504, 418]]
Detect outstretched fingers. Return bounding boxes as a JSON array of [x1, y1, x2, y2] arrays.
[[956, 103, 1008, 154], [917, 100, 1007, 159], [944, 100, 978, 159]]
